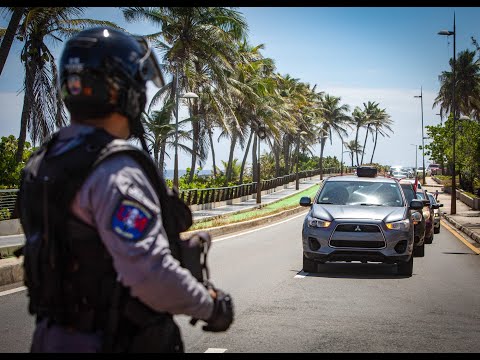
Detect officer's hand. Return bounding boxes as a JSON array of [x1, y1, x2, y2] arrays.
[[203, 288, 234, 332]]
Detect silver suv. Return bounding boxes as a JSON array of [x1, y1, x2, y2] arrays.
[[299, 166, 424, 276]]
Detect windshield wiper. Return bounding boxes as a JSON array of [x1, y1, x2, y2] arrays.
[[318, 201, 334, 204], [360, 203, 382, 206]]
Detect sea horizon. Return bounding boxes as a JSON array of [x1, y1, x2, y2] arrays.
[[163, 169, 213, 180]]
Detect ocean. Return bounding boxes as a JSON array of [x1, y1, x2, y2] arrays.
[[163, 169, 213, 180]]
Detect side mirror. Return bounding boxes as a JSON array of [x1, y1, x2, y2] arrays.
[[409, 199, 423, 210], [299, 196, 312, 207], [438, 203, 444, 207], [411, 211, 422, 224], [431, 204, 440, 210]]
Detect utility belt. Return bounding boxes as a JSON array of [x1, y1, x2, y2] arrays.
[[35, 297, 170, 334]]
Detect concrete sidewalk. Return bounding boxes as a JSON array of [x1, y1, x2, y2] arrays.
[[423, 176, 480, 246]]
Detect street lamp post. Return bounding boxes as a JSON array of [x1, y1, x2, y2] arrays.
[[173, 65, 198, 189], [410, 144, 418, 172], [256, 125, 266, 204], [414, 87, 426, 185], [319, 133, 328, 181], [438, 13, 457, 214], [295, 131, 307, 190]]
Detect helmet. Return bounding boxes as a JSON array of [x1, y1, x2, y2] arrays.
[[59, 27, 164, 131]]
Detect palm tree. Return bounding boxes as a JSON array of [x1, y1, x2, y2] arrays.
[[318, 94, 351, 178], [345, 140, 363, 167], [433, 49, 480, 121], [11, 7, 119, 163], [351, 106, 368, 166], [369, 107, 393, 163], [0, 7, 25, 76], [122, 7, 248, 183], [360, 101, 379, 164]]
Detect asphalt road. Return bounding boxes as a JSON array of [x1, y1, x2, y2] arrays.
[[1, 212, 479, 353]]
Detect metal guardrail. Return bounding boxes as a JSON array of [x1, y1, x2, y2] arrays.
[[0, 189, 18, 220], [0, 167, 354, 220]]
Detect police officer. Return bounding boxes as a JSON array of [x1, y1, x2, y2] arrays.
[[17, 27, 233, 353]]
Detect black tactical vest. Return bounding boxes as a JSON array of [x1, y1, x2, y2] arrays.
[[18, 128, 192, 346]]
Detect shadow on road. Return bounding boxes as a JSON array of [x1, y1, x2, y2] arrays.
[[292, 262, 413, 279], [442, 251, 478, 256]]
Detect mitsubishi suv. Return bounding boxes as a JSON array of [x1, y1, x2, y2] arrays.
[[299, 166, 424, 276]]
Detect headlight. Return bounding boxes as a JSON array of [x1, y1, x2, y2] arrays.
[[307, 215, 331, 228], [386, 219, 410, 231], [434, 213, 440, 218]]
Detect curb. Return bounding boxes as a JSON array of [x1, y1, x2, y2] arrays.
[[443, 214, 480, 245], [0, 257, 23, 288]]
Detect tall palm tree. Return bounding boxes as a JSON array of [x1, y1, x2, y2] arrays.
[[360, 101, 379, 164], [11, 7, 119, 163], [369, 107, 393, 163], [122, 7, 248, 183], [433, 49, 480, 121], [0, 7, 25, 76], [351, 106, 368, 166], [318, 94, 351, 178]]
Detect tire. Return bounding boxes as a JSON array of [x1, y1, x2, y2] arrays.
[[303, 255, 317, 273], [397, 256, 413, 277], [424, 234, 433, 244], [413, 242, 425, 257], [434, 226, 440, 234]]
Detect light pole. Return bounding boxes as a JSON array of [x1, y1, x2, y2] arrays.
[[410, 144, 418, 172], [318, 133, 328, 180], [295, 131, 307, 190], [173, 66, 198, 189], [414, 87, 426, 185], [438, 13, 457, 214], [256, 125, 266, 204]]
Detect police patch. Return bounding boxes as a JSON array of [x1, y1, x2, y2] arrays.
[[111, 199, 153, 241]]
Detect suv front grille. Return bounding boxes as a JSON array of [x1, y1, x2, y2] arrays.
[[335, 224, 380, 232], [330, 223, 386, 249]]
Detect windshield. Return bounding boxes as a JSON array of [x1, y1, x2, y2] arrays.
[[427, 193, 437, 204], [416, 192, 425, 200], [317, 181, 404, 207], [401, 184, 415, 203]]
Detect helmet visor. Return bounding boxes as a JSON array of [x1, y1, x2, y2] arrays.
[[134, 36, 164, 88]]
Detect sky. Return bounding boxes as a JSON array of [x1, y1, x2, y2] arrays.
[[1, 7, 480, 171]]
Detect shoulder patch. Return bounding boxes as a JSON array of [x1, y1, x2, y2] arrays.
[[111, 199, 154, 241]]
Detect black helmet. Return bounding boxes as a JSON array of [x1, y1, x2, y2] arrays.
[[59, 27, 164, 128]]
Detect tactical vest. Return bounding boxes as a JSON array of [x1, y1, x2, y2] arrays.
[[18, 128, 192, 351]]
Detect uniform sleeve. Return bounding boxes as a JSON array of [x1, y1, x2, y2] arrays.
[[70, 154, 214, 321]]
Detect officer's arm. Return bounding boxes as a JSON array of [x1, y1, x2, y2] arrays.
[[71, 154, 214, 321]]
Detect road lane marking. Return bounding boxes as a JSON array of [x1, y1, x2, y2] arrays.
[[205, 348, 227, 353], [213, 212, 307, 243], [0, 286, 26, 297], [294, 271, 307, 278], [441, 219, 480, 255]]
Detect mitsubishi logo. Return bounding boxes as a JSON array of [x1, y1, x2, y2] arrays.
[[354, 225, 362, 232]]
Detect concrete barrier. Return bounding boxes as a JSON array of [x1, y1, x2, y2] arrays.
[[0, 219, 23, 236]]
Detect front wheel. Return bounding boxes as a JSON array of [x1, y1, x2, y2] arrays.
[[434, 226, 440, 234], [303, 254, 317, 273], [397, 256, 413, 277], [424, 234, 434, 244]]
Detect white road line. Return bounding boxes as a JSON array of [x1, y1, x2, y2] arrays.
[[294, 271, 308, 278], [0, 286, 26, 297], [205, 348, 227, 353], [213, 212, 306, 243]]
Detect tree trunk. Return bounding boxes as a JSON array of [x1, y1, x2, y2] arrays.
[[274, 143, 281, 177], [355, 126, 361, 166], [361, 124, 370, 164], [0, 8, 24, 77], [207, 125, 217, 177], [188, 102, 200, 183], [239, 130, 253, 184], [320, 138, 326, 178], [370, 129, 379, 164], [15, 60, 34, 163], [252, 135, 258, 181], [225, 132, 236, 185]]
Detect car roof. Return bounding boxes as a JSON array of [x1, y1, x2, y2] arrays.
[[326, 175, 398, 184]]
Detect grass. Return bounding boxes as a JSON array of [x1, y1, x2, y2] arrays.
[[188, 184, 320, 231]]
